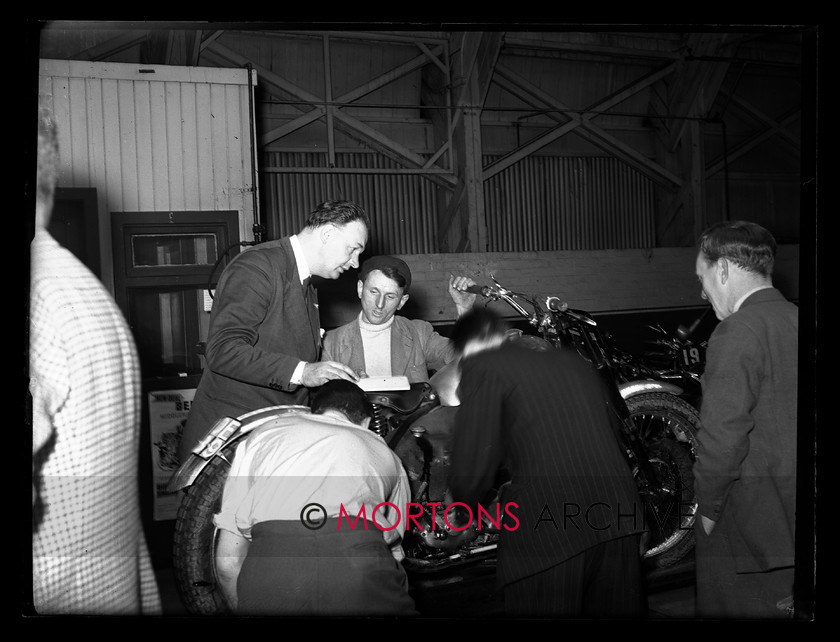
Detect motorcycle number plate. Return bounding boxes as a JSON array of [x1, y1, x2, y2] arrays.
[[681, 345, 704, 367]]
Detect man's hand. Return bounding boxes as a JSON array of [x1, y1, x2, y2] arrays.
[[449, 274, 477, 317], [301, 361, 360, 387]]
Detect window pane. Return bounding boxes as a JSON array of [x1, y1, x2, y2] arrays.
[[131, 233, 219, 267]]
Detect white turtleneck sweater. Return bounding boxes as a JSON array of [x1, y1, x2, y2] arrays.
[[358, 312, 393, 376]]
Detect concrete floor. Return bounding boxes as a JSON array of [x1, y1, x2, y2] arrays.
[[153, 549, 696, 619]]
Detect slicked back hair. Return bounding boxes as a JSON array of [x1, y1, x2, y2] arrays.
[[698, 220, 777, 278], [303, 200, 370, 233]]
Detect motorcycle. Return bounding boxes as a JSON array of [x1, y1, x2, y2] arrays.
[[462, 277, 701, 566], [607, 310, 710, 410], [165, 276, 701, 615], [165, 382, 479, 615]]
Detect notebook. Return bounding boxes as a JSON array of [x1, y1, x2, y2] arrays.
[[356, 376, 410, 392]]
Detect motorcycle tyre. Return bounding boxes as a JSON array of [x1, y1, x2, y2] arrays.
[[624, 392, 700, 570], [171, 445, 235, 616]]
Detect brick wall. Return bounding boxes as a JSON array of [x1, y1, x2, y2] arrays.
[[317, 245, 800, 329]]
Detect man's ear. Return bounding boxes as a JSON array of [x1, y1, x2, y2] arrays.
[[357, 279, 364, 299], [320, 224, 334, 245], [717, 258, 729, 284], [397, 293, 410, 310]]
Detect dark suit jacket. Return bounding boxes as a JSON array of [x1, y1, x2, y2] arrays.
[[694, 287, 798, 572], [448, 343, 645, 586], [321, 315, 455, 383], [179, 237, 320, 459]]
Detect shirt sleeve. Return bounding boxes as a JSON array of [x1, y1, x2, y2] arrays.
[[29, 291, 69, 456], [213, 441, 254, 537], [289, 361, 306, 385], [425, 329, 457, 370]]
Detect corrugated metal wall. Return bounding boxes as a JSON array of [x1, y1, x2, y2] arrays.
[[262, 152, 655, 254], [484, 156, 656, 251], [38, 59, 257, 290], [261, 151, 440, 255]]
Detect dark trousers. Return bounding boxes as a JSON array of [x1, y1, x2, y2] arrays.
[[503, 534, 646, 618], [695, 519, 794, 619], [237, 519, 418, 617]]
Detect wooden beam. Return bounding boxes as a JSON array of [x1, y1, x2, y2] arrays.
[[333, 46, 444, 106], [322, 35, 336, 167], [665, 34, 731, 151], [331, 109, 457, 188], [205, 39, 456, 188], [488, 63, 682, 187], [259, 109, 326, 147], [69, 30, 151, 61], [437, 180, 465, 250], [473, 32, 504, 108], [689, 118, 707, 241], [718, 87, 801, 147], [705, 110, 801, 178]]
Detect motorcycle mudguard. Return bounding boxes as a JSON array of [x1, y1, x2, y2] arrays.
[[164, 404, 310, 493], [619, 379, 684, 399]]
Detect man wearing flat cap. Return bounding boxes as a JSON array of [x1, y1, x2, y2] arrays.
[[322, 256, 476, 500], [321, 255, 475, 384]]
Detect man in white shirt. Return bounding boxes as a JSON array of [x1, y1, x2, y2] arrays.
[[214, 379, 417, 616]]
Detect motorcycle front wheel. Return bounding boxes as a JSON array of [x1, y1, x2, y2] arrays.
[[624, 392, 700, 570], [171, 444, 234, 616]]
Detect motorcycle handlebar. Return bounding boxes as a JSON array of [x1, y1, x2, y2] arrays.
[[545, 296, 567, 312], [465, 284, 493, 296]]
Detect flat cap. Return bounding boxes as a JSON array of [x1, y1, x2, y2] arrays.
[[359, 255, 412, 289]]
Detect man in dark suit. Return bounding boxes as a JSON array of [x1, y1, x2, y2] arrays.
[[447, 307, 647, 618], [693, 220, 798, 618], [179, 200, 370, 461]]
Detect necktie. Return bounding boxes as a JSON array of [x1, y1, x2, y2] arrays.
[[302, 277, 313, 307]]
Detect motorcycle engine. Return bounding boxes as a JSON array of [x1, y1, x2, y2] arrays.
[[412, 504, 478, 551]]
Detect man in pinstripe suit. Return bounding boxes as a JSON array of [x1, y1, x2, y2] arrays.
[[448, 307, 647, 618]]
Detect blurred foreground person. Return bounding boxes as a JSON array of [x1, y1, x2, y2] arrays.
[[30, 104, 161, 614], [447, 307, 646, 618], [693, 220, 798, 618]]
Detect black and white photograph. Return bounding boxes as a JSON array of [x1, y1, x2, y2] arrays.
[[25, 21, 819, 621]]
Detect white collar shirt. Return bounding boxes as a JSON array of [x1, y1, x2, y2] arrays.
[[733, 284, 773, 313], [289, 234, 310, 284], [214, 412, 410, 543]]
